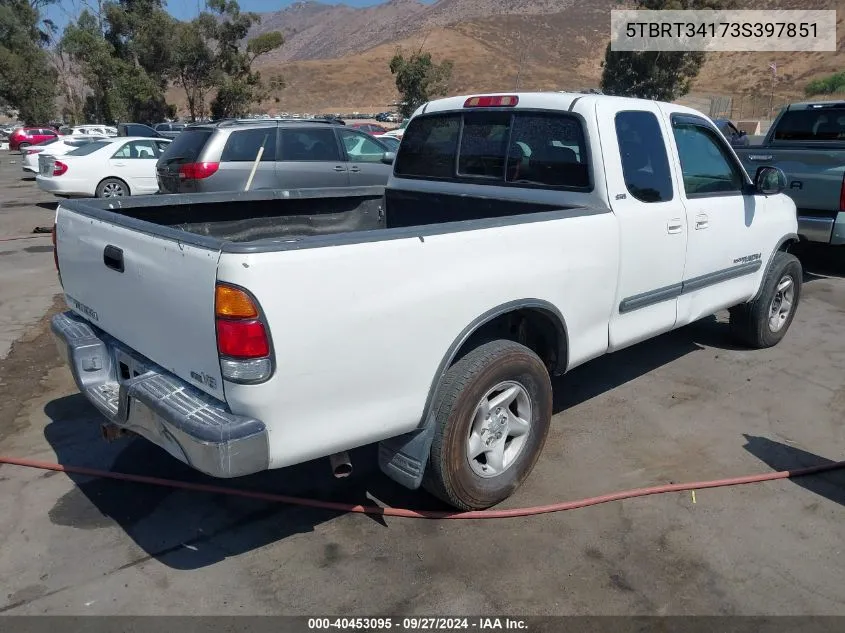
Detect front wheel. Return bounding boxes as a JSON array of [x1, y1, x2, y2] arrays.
[[423, 340, 553, 511], [729, 251, 802, 348]]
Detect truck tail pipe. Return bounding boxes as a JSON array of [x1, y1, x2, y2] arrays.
[[329, 451, 353, 478]]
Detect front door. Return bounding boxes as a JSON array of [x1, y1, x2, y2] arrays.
[[597, 101, 689, 351], [662, 109, 767, 325], [337, 129, 393, 186]]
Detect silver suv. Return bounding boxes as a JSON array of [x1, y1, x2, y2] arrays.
[[155, 119, 395, 194]]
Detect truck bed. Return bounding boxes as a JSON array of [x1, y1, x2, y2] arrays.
[[58, 186, 587, 248]]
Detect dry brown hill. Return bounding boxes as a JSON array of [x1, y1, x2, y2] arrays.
[[168, 0, 845, 116]]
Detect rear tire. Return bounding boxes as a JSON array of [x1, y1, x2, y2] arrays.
[[729, 251, 802, 349], [423, 340, 553, 511], [18, 143, 30, 151], [96, 178, 129, 198]]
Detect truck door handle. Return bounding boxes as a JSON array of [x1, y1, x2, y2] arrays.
[[695, 214, 709, 230], [103, 245, 124, 273], [113, 162, 126, 167], [748, 154, 773, 161], [790, 181, 803, 189], [667, 219, 683, 234], [333, 165, 347, 172], [349, 166, 360, 173]]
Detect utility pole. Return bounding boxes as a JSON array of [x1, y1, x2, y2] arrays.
[[768, 62, 777, 119]]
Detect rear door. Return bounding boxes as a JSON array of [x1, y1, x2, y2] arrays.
[[215, 127, 278, 191], [277, 127, 350, 188], [337, 128, 392, 185], [109, 139, 160, 194], [597, 102, 689, 350], [55, 206, 225, 400]]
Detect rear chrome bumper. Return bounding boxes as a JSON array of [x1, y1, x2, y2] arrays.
[[51, 310, 269, 478], [798, 211, 845, 245]]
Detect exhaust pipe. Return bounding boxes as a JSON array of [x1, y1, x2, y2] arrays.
[[329, 451, 353, 478]]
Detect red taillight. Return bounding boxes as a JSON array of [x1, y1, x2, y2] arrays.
[[839, 172, 845, 211], [179, 162, 219, 180], [216, 319, 269, 359], [53, 161, 68, 176], [464, 95, 519, 108]]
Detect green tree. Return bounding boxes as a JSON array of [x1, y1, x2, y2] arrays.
[[0, 0, 58, 123], [205, 0, 284, 118], [600, 0, 733, 101], [389, 48, 453, 118], [169, 19, 218, 121]]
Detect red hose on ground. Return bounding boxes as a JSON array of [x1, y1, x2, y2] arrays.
[[0, 455, 842, 519]]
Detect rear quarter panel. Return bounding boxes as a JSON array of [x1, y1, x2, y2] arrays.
[[218, 213, 620, 468]]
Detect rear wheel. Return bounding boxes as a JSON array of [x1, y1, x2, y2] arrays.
[[18, 142, 30, 151], [423, 340, 553, 511], [729, 251, 802, 348], [96, 178, 129, 198]]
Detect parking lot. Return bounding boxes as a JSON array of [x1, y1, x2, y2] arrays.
[[1, 149, 844, 616]]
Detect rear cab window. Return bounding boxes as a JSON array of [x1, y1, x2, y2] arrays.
[[395, 109, 591, 190], [772, 107, 845, 141]]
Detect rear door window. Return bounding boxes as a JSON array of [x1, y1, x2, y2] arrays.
[[614, 111, 674, 203], [221, 128, 277, 162], [280, 128, 341, 162]]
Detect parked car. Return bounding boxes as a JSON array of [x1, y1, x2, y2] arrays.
[[156, 119, 394, 194], [349, 123, 388, 136], [713, 118, 750, 147], [50, 91, 801, 510], [21, 136, 108, 173], [378, 135, 401, 152], [380, 118, 410, 140], [154, 122, 187, 139], [36, 136, 171, 198], [734, 100, 845, 246], [9, 127, 59, 151], [59, 125, 118, 137], [117, 122, 164, 138]]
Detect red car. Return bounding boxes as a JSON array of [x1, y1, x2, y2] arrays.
[[9, 127, 59, 152], [349, 123, 388, 136]]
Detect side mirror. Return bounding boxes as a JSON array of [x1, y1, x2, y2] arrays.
[[754, 165, 786, 195], [381, 151, 396, 164]]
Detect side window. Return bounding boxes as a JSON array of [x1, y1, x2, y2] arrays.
[[221, 128, 277, 162], [614, 111, 674, 203], [507, 113, 590, 188], [112, 142, 132, 159], [279, 128, 341, 162], [672, 122, 745, 197], [339, 129, 386, 163]]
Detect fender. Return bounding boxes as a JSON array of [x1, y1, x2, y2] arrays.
[[378, 299, 569, 490], [749, 233, 799, 303]]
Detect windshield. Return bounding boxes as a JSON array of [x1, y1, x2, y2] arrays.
[[66, 140, 111, 156]]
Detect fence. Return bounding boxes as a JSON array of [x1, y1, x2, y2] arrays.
[[674, 93, 799, 131]]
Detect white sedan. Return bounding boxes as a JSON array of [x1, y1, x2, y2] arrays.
[[36, 136, 172, 198], [21, 136, 107, 173]]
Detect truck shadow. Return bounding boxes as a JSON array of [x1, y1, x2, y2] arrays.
[[794, 242, 844, 280], [742, 435, 845, 508], [41, 312, 755, 570]]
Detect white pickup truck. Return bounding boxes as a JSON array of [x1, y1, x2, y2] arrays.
[[51, 92, 802, 510]]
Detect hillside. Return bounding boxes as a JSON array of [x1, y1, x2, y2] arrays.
[[169, 0, 845, 116]]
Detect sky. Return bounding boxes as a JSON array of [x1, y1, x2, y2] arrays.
[[46, 0, 401, 32]]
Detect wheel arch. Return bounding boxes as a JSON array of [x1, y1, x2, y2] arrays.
[[751, 233, 799, 302], [96, 176, 130, 197]]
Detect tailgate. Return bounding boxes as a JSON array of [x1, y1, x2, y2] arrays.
[[55, 204, 226, 401]]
